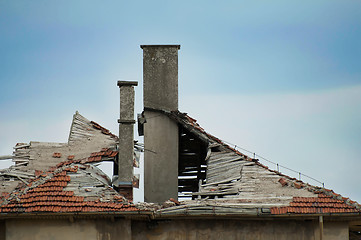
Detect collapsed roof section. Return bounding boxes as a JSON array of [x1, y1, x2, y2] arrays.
[[0, 112, 140, 203], [143, 108, 361, 216], [0, 159, 137, 214], [0, 109, 360, 218], [68, 111, 118, 143]]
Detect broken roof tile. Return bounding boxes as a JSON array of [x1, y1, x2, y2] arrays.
[[0, 162, 139, 213], [90, 121, 118, 139], [0, 150, 136, 214], [52, 152, 62, 158], [278, 178, 288, 187]]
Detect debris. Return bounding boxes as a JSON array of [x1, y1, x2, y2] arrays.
[[53, 153, 62, 158], [278, 178, 288, 187], [169, 198, 180, 205]]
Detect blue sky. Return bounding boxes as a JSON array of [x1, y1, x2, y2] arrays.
[[0, 1, 360, 202]]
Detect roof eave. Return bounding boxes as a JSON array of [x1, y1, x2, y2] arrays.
[[0, 210, 154, 220]]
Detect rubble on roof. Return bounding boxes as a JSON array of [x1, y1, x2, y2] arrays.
[[0, 112, 120, 199], [143, 109, 361, 216], [1, 109, 360, 217], [0, 160, 137, 214], [0, 111, 146, 215]]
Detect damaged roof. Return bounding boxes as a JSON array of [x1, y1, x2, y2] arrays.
[[154, 109, 361, 217], [1, 110, 360, 218], [0, 112, 118, 195], [0, 112, 141, 215], [0, 160, 137, 214]]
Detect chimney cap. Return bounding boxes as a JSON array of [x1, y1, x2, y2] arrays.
[[117, 81, 138, 87], [140, 45, 180, 49]]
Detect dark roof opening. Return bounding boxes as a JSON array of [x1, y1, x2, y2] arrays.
[[178, 126, 208, 199]]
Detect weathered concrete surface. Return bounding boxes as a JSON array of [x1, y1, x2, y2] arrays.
[[95, 219, 131, 240], [6, 219, 131, 240], [118, 81, 137, 184], [118, 124, 134, 184], [144, 112, 179, 203], [118, 81, 137, 121], [2, 218, 351, 240], [132, 219, 351, 240], [132, 219, 319, 240], [142, 45, 180, 203], [141, 45, 180, 112], [323, 221, 349, 240]]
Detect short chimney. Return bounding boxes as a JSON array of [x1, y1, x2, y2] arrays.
[[117, 80, 138, 198], [141, 45, 180, 203]]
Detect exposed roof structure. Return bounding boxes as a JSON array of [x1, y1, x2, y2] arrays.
[[3, 45, 361, 240], [0, 112, 140, 215], [1, 112, 117, 194], [151, 109, 361, 217], [0, 160, 137, 213], [0, 110, 360, 218]]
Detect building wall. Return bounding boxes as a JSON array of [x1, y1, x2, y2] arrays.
[[0, 221, 5, 240], [132, 219, 349, 240], [2, 218, 349, 240], [324, 222, 349, 240], [5, 218, 131, 240]]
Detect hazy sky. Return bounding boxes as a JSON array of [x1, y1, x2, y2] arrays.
[[1, 1, 360, 202]]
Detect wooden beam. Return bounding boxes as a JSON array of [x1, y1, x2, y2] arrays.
[[0, 155, 12, 161]]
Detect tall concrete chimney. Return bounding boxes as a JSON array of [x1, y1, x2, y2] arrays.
[[117, 80, 138, 199], [141, 45, 180, 203]]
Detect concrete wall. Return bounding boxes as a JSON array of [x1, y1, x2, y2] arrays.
[[1, 218, 350, 240], [324, 222, 349, 240], [5, 218, 131, 240], [132, 219, 349, 240]]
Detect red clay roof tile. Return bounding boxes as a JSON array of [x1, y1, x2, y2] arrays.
[[278, 178, 288, 187], [52, 152, 62, 158], [0, 155, 136, 214], [271, 193, 361, 215], [90, 121, 118, 139]]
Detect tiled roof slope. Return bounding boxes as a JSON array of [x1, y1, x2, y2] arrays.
[[165, 110, 361, 215], [0, 157, 137, 214], [271, 193, 360, 214]]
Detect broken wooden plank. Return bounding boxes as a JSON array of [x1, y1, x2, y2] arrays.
[[13, 144, 30, 150], [0, 155, 12, 160]]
